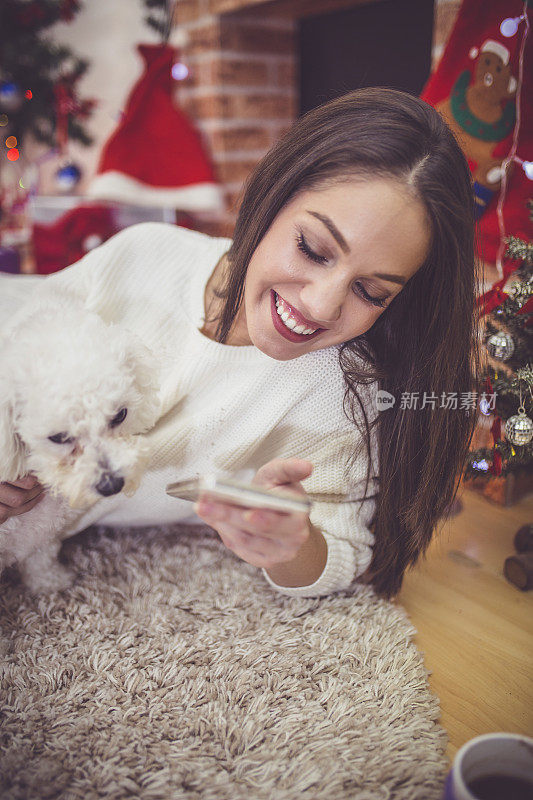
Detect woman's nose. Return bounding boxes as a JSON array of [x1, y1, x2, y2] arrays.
[[300, 282, 346, 325]]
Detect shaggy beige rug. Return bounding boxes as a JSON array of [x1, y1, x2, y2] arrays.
[[0, 524, 449, 800]]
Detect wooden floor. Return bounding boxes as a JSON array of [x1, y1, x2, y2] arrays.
[[398, 484, 533, 763]]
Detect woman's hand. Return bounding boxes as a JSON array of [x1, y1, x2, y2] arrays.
[[194, 458, 314, 569], [0, 475, 45, 524]]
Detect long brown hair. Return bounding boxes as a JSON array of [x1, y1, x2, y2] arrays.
[[210, 87, 483, 599]]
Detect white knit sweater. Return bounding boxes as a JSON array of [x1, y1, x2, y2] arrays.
[[0, 222, 379, 597]]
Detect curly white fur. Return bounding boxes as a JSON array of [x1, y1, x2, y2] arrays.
[[0, 289, 161, 594]]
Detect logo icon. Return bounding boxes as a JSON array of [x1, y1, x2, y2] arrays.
[[376, 390, 395, 411]]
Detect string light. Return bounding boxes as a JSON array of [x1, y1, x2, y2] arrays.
[[480, 396, 492, 415], [494, 2, 530, 278], [522, 161, 533, 180], [172, 62, 188, 80], [500, 16, 525, 37]]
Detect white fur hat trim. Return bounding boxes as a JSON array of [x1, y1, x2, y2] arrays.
[[480, 39, 511, 66]]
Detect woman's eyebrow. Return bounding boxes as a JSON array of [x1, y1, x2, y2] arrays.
[[305, 209, 407, 286], [306, 210, 350, 253]]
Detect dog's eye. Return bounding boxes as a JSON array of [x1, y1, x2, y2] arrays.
[[110, 408, 127, 428], [48, 432, 75, 445]]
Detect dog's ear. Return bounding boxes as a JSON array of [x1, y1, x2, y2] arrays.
[[0, 385, 27, 482], [122, 334, 162, 432]]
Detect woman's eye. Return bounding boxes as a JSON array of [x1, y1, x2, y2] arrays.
[[295, 232, 328, 264], [110, 407, 127, 428], [296, 231, 388, 309], [48, 432, 75, 445], [354, 282, 388, 309]]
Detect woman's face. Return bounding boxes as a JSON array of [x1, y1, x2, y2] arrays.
[[229, 177, 432, 359]]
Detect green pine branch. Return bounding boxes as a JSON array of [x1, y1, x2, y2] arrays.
[[140, 0, 173, 43], [0, 0, 93, 149], [505, 235, 533, 265]]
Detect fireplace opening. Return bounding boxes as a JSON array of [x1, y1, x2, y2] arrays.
[[299, 0, 434, 114]]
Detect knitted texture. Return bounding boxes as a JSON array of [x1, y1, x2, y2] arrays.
[[0, 223, 379, 597]]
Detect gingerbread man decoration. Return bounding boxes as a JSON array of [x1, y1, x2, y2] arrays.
[[436, 39, 517, 217]]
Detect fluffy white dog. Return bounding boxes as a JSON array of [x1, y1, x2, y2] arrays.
[[0, 289, 161, 594]]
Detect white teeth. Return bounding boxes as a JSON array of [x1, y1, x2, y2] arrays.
[[281, 313, 298, 331], [275, 294, 317, 335]]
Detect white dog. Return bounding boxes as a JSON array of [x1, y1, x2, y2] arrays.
[[0, 288, 161, 594]]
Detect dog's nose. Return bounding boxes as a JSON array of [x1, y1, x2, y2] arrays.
[[95, 472, 125, 496]]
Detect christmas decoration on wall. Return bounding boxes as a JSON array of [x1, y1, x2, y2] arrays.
[[421, 0, 532, 275], [87, 1, 223, 212], [31, 204, 117, 275]]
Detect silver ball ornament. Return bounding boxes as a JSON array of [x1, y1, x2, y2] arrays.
[[486, 331, 515, 361], [505, 411, 533, 445]]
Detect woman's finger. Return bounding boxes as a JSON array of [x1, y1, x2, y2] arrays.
[[6, 475, 41, 490], [0, 490, 45, 523], [0, 481, 44, 508], [253, 457, 313, 489], [196, 500, 294, 537], [215, 522, 290, 567]]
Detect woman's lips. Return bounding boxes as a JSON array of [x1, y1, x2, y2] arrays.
[[270, 290, 324, 343]]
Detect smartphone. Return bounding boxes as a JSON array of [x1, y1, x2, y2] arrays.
[[165, 474, 312, 514]]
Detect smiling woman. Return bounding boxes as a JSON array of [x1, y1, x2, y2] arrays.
[[207, 87, 483, 598]]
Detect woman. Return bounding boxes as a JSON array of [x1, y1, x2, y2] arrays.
[[0, 87, 482, 599]]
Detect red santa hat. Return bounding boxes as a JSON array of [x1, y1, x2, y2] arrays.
[[87, 43, 224, 212]]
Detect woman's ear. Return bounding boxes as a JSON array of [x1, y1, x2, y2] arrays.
[[0, 388, 27, 482]]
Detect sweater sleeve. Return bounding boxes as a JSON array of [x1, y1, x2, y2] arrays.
[[260, 365, 380, 598], [261, 492, 376, 598]]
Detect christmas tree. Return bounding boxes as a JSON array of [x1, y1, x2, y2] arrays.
[[141, 0, 175, 42], [466, 199, 533, 487], [0, 0, 95, 155]]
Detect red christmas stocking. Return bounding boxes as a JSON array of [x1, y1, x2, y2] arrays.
[[421, 0, 532, 265]]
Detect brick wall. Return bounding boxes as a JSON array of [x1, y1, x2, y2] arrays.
[[175, 0, 461, 238], [175, 3, 297, 237]]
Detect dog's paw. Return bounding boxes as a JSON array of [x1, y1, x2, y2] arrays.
[[22, 563, 75, 596]]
